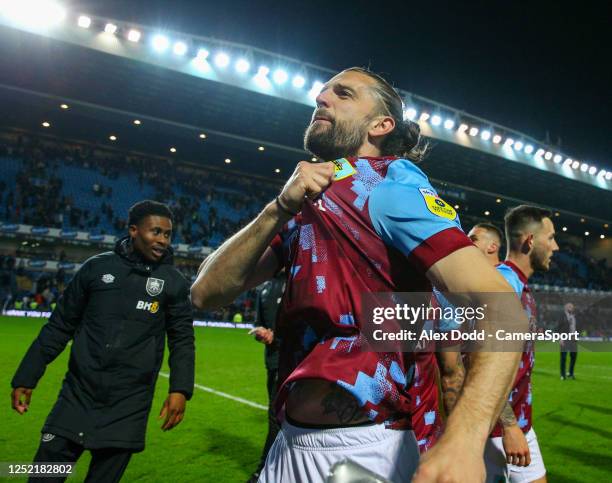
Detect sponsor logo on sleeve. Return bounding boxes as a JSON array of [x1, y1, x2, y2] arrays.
[[419, 188, 457, 220]]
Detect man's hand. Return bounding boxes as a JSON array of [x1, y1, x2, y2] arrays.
[[278, 161, 335, 213], [159, 392, 186, 431], [412, 437, 486, 483], [11, 387, 33, 415], [502, 424, 531, 467], [248, 327, 274, 345]]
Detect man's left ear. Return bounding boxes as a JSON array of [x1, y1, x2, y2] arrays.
[[525, 234, 535, 252], [488, 242, 499, 255], [368, 115, 395, 139]]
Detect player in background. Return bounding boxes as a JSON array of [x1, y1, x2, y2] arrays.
[[468, 223, 503, 266], [485, 208, 557, 482], [440, 218, 551, 482], [469, 223, 533, 477]]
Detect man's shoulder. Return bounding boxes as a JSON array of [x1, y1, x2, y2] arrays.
[[385, 158, 430, 185], [368, 158, 434, 205], [79, 251, 118, 271], [88, 250, 116, 262]]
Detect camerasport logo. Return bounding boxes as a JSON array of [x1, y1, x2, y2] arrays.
[[136, 300, 159, 314], [42, 433, 56, 442]]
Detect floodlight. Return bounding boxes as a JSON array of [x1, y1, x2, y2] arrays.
[[404, 108, 417, 121], [152, 34, 169, 52], [235, 58, 250, 73], [127, 29, 141, 42], [104, 23, 117, 34], [214, 52, 230, 68], [173, 41, 187, 56], [292, 75, 306, 88], [273, 69, 288, 85], [77, 15, 91, 28]]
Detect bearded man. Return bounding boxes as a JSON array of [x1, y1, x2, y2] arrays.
[[191, 67, 527, 483]]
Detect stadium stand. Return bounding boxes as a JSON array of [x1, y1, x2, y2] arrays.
[[0, 136, 278, 246]]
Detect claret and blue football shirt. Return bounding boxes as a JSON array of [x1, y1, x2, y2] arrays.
[[271, 156, 472, 429]]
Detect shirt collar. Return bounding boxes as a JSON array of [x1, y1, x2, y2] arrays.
[[503, 260, 529, 284]]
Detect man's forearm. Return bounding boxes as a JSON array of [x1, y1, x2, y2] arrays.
[[191, 200, 289, 309], [439, 352, 466, 416], [443, 350, 520, 448], [499, 401, 518, 427]]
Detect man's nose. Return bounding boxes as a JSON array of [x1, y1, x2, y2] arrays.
[[315, 89, 331, 108]]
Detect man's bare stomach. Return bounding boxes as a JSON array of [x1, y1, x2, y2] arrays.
[[285, 378, 371, 426]]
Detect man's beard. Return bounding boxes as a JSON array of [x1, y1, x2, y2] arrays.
[[304, 118, 368, 161], [530, 244, 550, 272]]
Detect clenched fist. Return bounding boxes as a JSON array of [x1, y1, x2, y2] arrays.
[[278, 161, 335, 214], [502, 424, 531, 467]]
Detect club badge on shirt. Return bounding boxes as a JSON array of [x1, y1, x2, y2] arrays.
[[332, 158, 357, 181], [419, 188, 457, 220]]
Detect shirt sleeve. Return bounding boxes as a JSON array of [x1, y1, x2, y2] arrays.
[[165, 272, 195, 400], [496, 264, 524, 295], [11, 258, 92, 389], [368, 160, 473, 273]]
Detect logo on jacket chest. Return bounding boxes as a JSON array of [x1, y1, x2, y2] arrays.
[[136, 300, 160, 314], [101, 273, 115, 284], [146, 277, 165, 296]]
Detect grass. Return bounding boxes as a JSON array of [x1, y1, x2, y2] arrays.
[[1, 316, 611, 482]]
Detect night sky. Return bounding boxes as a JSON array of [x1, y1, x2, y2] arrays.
[[80, 0, 611, 169]]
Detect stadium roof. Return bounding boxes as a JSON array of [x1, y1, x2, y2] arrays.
[[0, 5, 611, 233], [1, 7, 609, 189]]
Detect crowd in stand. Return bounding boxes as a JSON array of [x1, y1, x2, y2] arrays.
[[531, 241, 609, 290], [0, 254, 65, 312], [0, 135, 279, 246]]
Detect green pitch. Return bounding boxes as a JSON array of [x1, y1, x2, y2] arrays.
[[1, 316, 611, 482]]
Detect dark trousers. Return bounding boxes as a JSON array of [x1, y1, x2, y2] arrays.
[[256, 368, 280, 473], [29, 433, 132, 483], [561, 351, 577, 377]]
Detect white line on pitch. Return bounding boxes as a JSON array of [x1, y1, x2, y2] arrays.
[[158, 372, 267, 411]]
